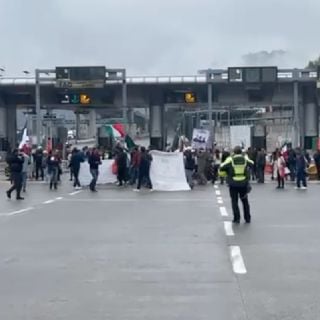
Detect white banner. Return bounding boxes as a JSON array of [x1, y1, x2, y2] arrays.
[[150, 151, 190, 191], [230, 125, 252, 149], [79, 160, 117, 186], [191, 128, 210, 149]]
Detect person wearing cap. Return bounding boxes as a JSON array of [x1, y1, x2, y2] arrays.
[[219, 146, 254, 224]]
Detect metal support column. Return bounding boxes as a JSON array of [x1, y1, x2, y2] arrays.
[[207, 80, 214, 147], [75, 112, 80, 142], [122, 70, 128, 126], [35, 69, 41, 146]]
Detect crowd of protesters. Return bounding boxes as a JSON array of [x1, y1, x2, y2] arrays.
[[4, 141, 320, 201]]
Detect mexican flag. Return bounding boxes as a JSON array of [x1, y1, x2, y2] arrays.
[[125, 135, 136, 149], [105, 123, 126, 138], [105, 123, 136, 149]]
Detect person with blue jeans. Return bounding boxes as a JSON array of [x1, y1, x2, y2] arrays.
[[129, 147, 140, 185], [88, 148, 101, 192], [295, 149, 308, 190]]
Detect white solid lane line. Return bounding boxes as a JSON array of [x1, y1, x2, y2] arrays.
[[230, 246, 247, 274], [215, 190, 221, 196], [6, 207, 34, 216], [69, 191, 82, 196], [224, 221, 234, 236], [219, 206, 228, 217]]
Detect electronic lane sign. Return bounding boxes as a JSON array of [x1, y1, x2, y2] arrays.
[[228, 67, 278, 83], [59, 93, 92, 105], [184, 92, 197, 104], [55, 66, 106, 89]]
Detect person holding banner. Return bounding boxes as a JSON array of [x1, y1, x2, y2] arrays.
[[220, 146, 254, 224], [184, 149, 195, 189], [134, 147, 152, 192], [197, 148, 209, 185]]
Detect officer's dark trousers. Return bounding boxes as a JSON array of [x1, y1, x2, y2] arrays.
[[8, 172, 22, 198], [229, 186, 251, 222]]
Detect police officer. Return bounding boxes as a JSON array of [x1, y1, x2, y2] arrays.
[[220, 146, 254, 224]]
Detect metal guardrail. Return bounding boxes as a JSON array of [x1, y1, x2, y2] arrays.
[[0, 70, 317, 86]]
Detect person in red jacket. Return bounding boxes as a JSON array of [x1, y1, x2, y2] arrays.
[[129, 147, 140, 185]]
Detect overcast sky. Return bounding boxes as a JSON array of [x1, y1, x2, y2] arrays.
[[0, 0, 319, 76]]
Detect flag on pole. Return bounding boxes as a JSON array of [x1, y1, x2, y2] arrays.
[[105, 124, 125, 138], [125, 135, 136, 150], [18, 127, 29, 150]]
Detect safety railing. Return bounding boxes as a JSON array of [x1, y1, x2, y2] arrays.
[[0, 70, 317, 86]]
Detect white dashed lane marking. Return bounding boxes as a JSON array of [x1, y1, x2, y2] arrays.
[[4, 207, 34, 217], [43, 200, 55, 204], [215, 186, 248, 275], [230, 246, 247, 274], [69, 191, 82, 196], [219, 206, 228, 217], [224, 221, 234, 236]]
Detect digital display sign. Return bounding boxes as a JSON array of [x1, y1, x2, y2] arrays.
[[55, 66, 106, 88], [228, 67, 277, 83], [228, 68, 243, 82], [261, 67, 278, 82]]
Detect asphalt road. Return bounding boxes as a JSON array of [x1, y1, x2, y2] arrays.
[[0, 178, 319, 319]]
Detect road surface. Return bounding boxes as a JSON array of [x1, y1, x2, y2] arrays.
[[0, 178, 319, 319]]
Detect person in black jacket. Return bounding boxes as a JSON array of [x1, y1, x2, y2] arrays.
[[34, 148, 44, 181], [184, 149, 195, 189], [88, 148, 101, 192], [256, 148, 266, 183], [314, 149, 320, 180], [47, 151, 60, 190], [69, 148, 84, 189], [6, 149, 24, 200], [134, 147, 152, 191], [116, 147, 128, 187]]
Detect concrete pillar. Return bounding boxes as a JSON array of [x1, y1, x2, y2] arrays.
[[149, 105, 164, 150], [88, 109, 97, 140], [6, 105, 17, 150], [0, 107, 6, 139], [292, 81, 300, 148], [304, 103, 318, 137], [303, 86, 319, 149], [0, 96, 7, 153]]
